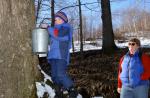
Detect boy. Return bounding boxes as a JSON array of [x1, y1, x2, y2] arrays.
[[47, 11, 78, 98]]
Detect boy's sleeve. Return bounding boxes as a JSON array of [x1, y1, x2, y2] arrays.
[[118, 56, 124, 88], [48, 26, 70, 41], [69, 26, 73, 48], [47, 26, 54, 36], [58, 26, 70, 37]]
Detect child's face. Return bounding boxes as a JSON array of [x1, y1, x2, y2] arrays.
[[55, 17, 64, 25]]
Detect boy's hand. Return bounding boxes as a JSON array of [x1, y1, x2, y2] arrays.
[[117, 88, 121, 94], [40, 23, 48, 29], [54, 28, 59, 37]]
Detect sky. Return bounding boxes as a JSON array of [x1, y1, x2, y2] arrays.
[[55, 0, 133, 29], [54, 0, 150, 21], [111, 0, 150, 28], [53, 0, 150, 29], [111, 0, 150, 12], [77, 0, 150, 28]]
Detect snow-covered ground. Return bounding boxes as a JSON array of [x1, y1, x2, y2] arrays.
[[36, 65, 83, 98], [36, 37, 150, 98], [36, 64, 103, 98], [70, 37, 150, 52]]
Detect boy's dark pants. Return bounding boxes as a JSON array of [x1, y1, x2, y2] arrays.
[[49, 59, 73, 89]]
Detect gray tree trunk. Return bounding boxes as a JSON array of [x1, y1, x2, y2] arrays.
[[51, 0, 54, 26], [78, 0, 83, 56], [0, 0, 40, 98], [101, 0, 117, 54]]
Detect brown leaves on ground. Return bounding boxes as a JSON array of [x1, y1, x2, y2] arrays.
[[68, 48, 150, 98], [38, 48, 150, 98]]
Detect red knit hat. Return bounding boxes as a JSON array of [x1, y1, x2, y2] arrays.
[[55, 11, 68, 23]]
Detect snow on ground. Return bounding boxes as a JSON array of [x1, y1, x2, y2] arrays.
[[36, 65, 83, 98], [36, 37, 150, 98], [116, 37, 150, 48], [36, 65, 55, 98], [70, 41, 102, 52], [71, 37, 150, 52]]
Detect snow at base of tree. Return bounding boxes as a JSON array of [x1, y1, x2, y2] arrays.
[[35, 65, 83, 98], [36, 82, 55, 98]]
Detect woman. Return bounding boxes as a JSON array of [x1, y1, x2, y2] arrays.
[[117, 38, 150, 98]]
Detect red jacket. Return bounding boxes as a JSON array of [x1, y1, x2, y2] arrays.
[[118, 53, 150, 88]]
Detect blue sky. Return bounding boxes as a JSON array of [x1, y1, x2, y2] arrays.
[[111, 0, 150, 11], [81, 0, 150, 11], [111, 0, 150, 28], [79, 0, 150, 28], [54, 0, 150, 29], [36, 0, 150, 29], [56, 0, 150, 20], [80, 0, 150, 16]]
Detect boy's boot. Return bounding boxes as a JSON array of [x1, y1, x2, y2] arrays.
[[54, 85, 63, 98], [68, 87, 78, 98]]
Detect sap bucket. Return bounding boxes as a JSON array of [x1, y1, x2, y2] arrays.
[[32, 28, 49, 54]]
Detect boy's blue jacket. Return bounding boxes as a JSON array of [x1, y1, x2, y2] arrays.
[[47, 23, 73, 64]]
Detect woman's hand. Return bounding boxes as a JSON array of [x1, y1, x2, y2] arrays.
[[117, 88, 121, 93]]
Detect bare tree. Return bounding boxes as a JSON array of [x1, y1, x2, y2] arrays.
[[82, 15, 88, 41], [78, 0, 83, 55], [69, 13, 77, 53], [101, 0, 117, 53], [51, 0, 55, 26], [0, 0, 40, 98], [120, 7, 150, 36]]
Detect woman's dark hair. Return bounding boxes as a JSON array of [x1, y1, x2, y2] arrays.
[[129, 38, 141, 46]]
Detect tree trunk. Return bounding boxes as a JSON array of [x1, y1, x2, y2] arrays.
[[51, 0, 55, 27], [101, 0, 117, 54], [0, 0, 40, 98], [78, 0, 83, 55]]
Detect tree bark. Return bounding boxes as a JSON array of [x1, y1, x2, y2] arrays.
[[78, 0, 83, 55], [101, 0, 117, 54], [0, 0, 40, 98], [51, 0, 55, 27]]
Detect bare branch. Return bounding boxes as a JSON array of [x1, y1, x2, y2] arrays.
[[59, 2, 100, 11], [84, 5, 100, 12]]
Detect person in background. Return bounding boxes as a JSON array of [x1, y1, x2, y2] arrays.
[[117, 38, 150, 98], [47, 11, 78, 98]]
